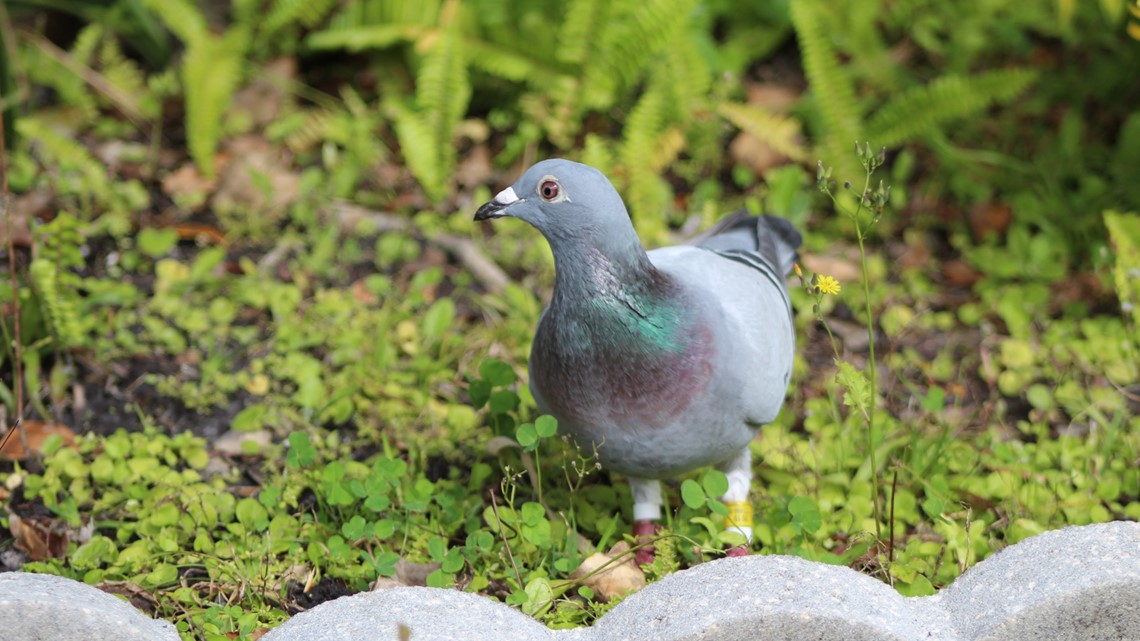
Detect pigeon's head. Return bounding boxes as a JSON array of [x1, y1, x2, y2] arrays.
[[474, 159, 631, 242]]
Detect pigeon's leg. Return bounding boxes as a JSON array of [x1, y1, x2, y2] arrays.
[[629, 476, 662, 565], [717, 447, 753, 557]]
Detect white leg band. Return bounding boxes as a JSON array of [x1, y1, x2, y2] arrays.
[[718, 448, 753, 503], [629, 477, 663, 521]]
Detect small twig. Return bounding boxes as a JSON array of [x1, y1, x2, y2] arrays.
[[432, 234, 510, 294], [331, 201, 510, 294], [24, 32, 149, 126]]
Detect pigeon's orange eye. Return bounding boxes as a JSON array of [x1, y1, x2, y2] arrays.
[[539, 180, 560, 201]]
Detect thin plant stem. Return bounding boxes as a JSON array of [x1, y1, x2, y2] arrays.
[[852, 199, 884, 538], [0, 76, 28, 459], [852, 169, 883, 543]]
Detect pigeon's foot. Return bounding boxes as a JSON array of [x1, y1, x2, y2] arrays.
[[632, 520, 659, 565], [724, 544, 750, 558]]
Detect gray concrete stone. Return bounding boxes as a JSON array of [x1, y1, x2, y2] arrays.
[[934, 521, 1140, 641], [258, 586, 556, 641], [590, 553, 956, 641], [0, 571, 180, 641], [3, 522, 1138, 641]]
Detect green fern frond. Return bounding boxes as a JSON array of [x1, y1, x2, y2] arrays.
[[867, 69, 1038, 148], [651, 127, 686, 174], [620, 84, 674, 240], [71, 23, 103, 63], [23, 36, 99, 121], [305, 25, 422, 52], [98, 37, 157, 119], [140, 0, 208, 45], [580, 134, 616, 177], [717, 102, 808, 162], [306, 0, 440, 50], [416, 24, 469, 141], [790, 0, 861, 176], [586, 0, 697, 108], [182, 32, 247, 178], [388, 100, 443, 202], [29, 260, 83, 350], [391, 14, 470, 203], [659, 31, 710, 119], [462, 38, 543, 83], [141, 0, 245, 177], [264, 0, 340, 35], [557, 0, 609, 67], [18, 117, 111, 209], [275, 107, 340, 153]]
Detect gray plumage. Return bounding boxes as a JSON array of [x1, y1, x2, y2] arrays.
[[475, 159, 798, 480]]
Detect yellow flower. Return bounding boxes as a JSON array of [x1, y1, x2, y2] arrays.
[[816, 275, 841, 295]]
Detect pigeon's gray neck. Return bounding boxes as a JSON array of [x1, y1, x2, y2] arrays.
[[546, 234, 688, 352], [550, 227, 655, 299]]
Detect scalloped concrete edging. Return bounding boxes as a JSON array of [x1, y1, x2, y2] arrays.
[[2, 522, 1137, 641]]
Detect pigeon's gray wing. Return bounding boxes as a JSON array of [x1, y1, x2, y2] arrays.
[[689, 212, 801, 317]]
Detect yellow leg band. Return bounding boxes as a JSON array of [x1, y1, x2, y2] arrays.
[[724, 501, 753, 530]]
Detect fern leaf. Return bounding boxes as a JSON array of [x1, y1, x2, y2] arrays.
[[658, 30, 710, 120], [404, 15, 469, 203], [140, 0, 208, 45], [388, 100, 443, 202], [866, 69, 1038, 148], [98, 37, 157, 119], [462, 37, 543, 83], [717, 102, 808, 162], [620, 84, 673, 240], [264, 0, 340, 35], [580, 134, 616, 177], [18, 117, 111, 207], [182, 32, 247, 178], [275, 107, 341, 153], [24, 37, 99, 121], [557, 0, 608, 66], [304, 25, 422, 52], [586, 0, 698, 108], [29, 260, 83, 350], [790, 0, 861, 177]]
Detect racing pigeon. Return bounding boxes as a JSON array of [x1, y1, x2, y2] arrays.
[[475, 159, 799, 563]]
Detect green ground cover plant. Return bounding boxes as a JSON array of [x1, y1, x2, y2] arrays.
[[0, 0, 1138, 638]]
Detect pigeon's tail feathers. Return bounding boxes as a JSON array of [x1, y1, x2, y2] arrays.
[[755, 214, 802, 277], [694, 211, 801, 277]]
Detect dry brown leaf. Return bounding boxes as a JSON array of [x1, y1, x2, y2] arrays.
[[171, 223, 227, 245], [213, 429, 273, 457], [454, 143, 494, 188], [0, 421, 77, 460], [968, 201, 1013, 242], [942, 259, 982, 288], [0, 192, 50, 248], [829, 319, 872, 353], [395, 559, 441, 586], [231, 57, 296, 129], [96, 580, 159, 614], [212, 136, 299, 216], [729, 132, 790, 176], [569, 541, 646, 601], [9, 514, 70, 561], [162, 163, 220, 205], [801, 252, 861, 283], [745, 83, 801, 112]]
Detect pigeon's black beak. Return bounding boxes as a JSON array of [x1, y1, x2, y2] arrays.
[[474, 186, 520, 222], [474, 200, 507, 221]]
